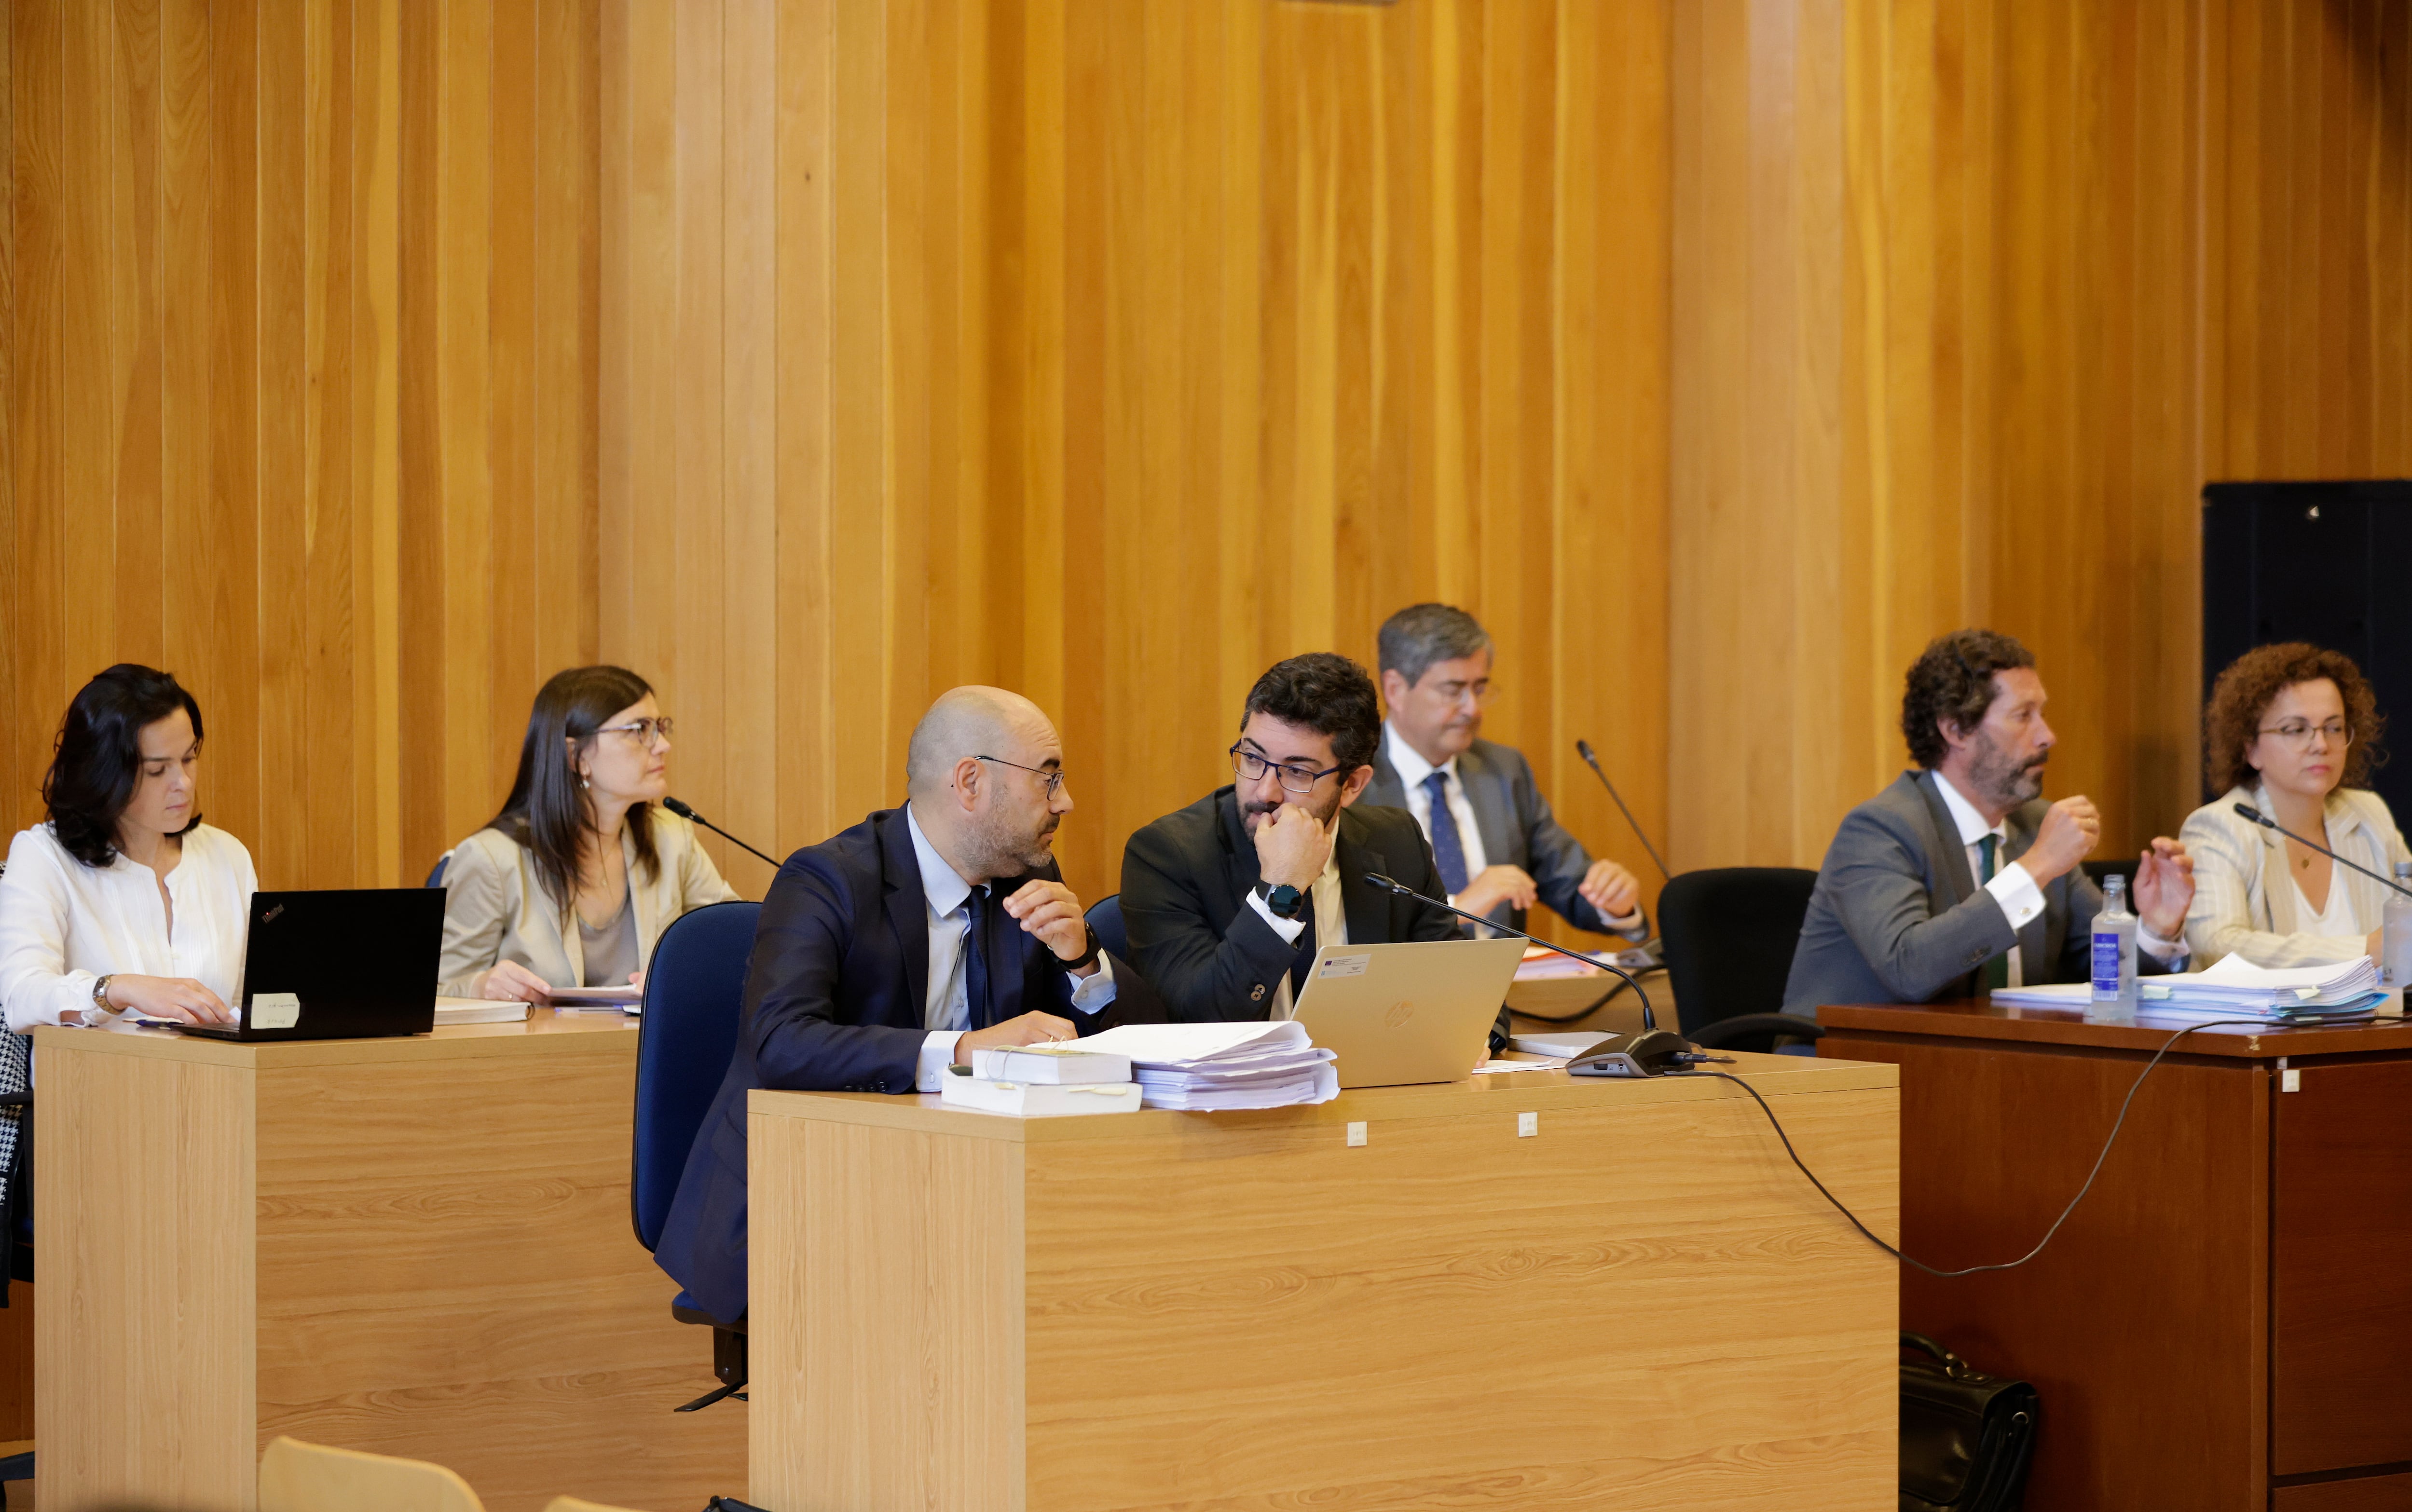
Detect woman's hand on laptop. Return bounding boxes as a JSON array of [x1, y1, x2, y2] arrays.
[[472, 960, 555, 1005], [97, 974, 235, 1024]]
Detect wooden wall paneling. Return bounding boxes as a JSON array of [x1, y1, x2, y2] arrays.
[[1552, 0, 1672, 928], [61, 0, 113, 692], [198, 0, 265, 860], [774, 0, 835, 856], [490, 0, 540, 819], [257, 0, 308, 890], [303, 0, 356, 889], [111, 0, 165, 669], [8, 0, 62, 833], [0, 0, 17, 837], [722, 0, 780, 901]]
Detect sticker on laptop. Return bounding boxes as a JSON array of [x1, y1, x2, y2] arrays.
[[1317, 954, 1372, 980], [251, 992, 301, 1030]]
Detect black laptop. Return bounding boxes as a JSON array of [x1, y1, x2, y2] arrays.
[[174, 889, 444, 1041]]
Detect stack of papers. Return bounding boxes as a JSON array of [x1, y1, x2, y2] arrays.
[[2147, 954, 2383, 1017], [1073, 1021, 1339, 1110], [436, 996, 532, 1025], [939, 1069, 1142, 1117], [1991, 954, 2383, 1019]]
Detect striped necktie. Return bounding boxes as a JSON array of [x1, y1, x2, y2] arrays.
[[1978, 833, 2010, 991]]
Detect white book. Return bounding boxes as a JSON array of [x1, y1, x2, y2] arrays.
[[435, 996, 532, 1026], [938, 1072, 1143, 1117], [971, 1045, 1133, 1084]]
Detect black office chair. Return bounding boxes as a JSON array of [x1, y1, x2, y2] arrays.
[[1086, 893, 1129, 961], [630, 900, 760, 1413], [1656, 867, 1823, 1054]]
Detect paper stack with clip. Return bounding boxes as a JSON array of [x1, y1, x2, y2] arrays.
[[2141, 953, 2385, 1019], [1073, 1020, 1339, 1111]]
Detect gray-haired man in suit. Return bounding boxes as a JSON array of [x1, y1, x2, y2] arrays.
[[1362, 603, 1648, 942], [1782, 627, 2196, 1014]]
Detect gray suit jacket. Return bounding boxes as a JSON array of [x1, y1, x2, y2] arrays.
[[1781, 769, 2158, 1014], [1364, 736, 1646, 940]]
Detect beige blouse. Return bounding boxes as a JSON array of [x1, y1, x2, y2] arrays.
[[436, 807, 742, 996], [2179, 783, 2412, 969]]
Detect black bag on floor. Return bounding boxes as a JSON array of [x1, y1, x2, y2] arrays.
[[1900, 1331, 2039, 1512]]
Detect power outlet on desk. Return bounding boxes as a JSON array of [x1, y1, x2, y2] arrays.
[[1517, 1111, 1538, 1137]]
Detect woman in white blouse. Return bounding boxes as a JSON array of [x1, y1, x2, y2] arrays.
[[439, 666, 739, 1002], [2180, 643, 2411, 968], [0, 665, 254, 1029]]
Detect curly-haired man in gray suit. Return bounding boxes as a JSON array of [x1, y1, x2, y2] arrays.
[[1782, 628, 2196, 1014]]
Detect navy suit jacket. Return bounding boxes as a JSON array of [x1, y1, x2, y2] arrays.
[[654, 806, 1122, 1325], [1118, 787, 1505, 1046]]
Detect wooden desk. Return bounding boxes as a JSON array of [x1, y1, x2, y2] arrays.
[[34, 1012, 745, 1512], [747, 1054, 1900, 1511], [1820, 999, 2412, 1512]]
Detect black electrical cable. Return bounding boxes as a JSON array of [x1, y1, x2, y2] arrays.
[[1697, 1017, 2278, 1278]]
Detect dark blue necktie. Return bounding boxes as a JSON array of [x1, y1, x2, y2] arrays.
[[1423, 770, 1471, 895], [963, 885, 995, 1031]]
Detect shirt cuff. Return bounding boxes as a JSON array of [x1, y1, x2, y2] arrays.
[[1066, 952, 1117, 1010], [915, 1030, 963, 1094], [1985, 862, 2046, 932], [1247, 889, 1308, 943], [2137, 922, 2186, 966], [1605, 908, 1646, 937]]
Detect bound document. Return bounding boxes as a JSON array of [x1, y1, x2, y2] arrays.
[[938, 1069, 1143, 1117], [971, 1045, 1134, 1084]]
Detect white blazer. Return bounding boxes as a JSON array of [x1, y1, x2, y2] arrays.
[[2179, 783, 2412, 968], [0, 822, 260, 1031], [436, 807, 740, 996]]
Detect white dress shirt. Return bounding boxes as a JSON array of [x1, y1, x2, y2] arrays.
[[0, 822, 259, 1032], [1383, 722, 1643, 936], [906, 805, 1115, 1091], [1932, 774, 2181, 981], [1241, 844, 1345, 1021]]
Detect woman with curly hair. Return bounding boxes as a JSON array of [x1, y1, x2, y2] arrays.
[[2179, 642, 2408, 967]]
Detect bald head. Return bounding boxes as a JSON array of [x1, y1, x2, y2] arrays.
[[906, 686, 1053, 800]]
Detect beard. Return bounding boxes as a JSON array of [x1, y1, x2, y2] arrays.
[[1968, 728, 2047, 810], [967, 801, 1060, 878]]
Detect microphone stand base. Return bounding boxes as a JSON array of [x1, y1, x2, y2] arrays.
[[1566, 1028, 1696, 1078]]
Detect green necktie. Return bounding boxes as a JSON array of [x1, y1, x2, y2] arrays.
[[1978, 833, 2010, 991]]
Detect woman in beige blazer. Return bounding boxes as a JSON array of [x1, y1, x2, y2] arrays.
[[2181, 643, 2410, 969], [440, 666, 740, 1001]]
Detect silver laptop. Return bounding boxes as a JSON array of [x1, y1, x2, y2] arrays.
[[1289, 938, 1526, 1088]]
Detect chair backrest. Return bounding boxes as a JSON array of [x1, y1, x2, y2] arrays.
[[1087, 893, 1128, 961], [425, 850, 452, 888], [259, 1436, 485, 1512], [1656, 867, 1820, 1037], [632, 899, 761, 1253]]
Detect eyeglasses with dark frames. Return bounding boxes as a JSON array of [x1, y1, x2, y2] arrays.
[[1229, 743, 1345, 795]]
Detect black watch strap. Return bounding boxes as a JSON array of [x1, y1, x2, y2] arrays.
[[1060, 923, 1103, 973]]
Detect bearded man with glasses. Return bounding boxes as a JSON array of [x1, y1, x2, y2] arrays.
[[1121, 653, 1497, 1049]]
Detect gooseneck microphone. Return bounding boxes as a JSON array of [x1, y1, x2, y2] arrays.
[[1574, 738, 1672, 882], [2232, 803, 2412, 899], [1362, 871, 1699, 1076], [662, 797, 783, 871]]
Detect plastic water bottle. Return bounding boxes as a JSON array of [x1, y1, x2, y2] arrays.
[[2092, 874, 2138, 1003], [2384, 861, 2412, 986]]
